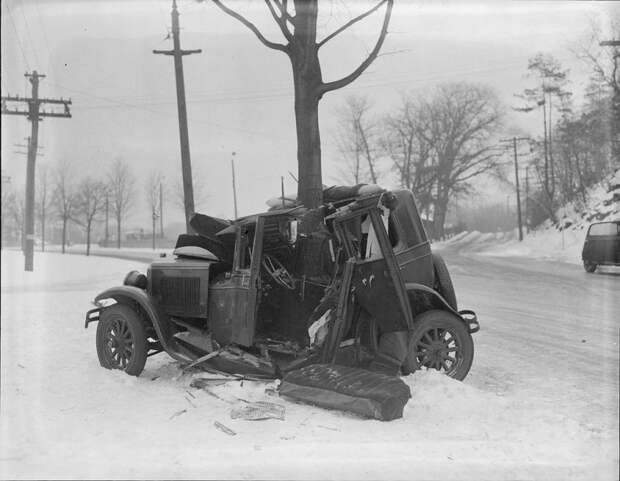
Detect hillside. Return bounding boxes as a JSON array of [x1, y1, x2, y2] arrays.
[[440, 168, 620, 265]]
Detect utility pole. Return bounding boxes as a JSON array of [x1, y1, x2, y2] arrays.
[[231, 152, 238, 219], [153, 0, 201, 234], [152, 210, 158, 250], [159, 182, 164, 238], [525, 166, 529, 234], [12, 137, 44, 253], [1, 71, 72, 271], [501, 137, 529, 241], [104, 192, 110, 247]]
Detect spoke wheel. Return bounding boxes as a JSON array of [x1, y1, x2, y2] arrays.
[[96, 304, 148, 376], [403, 310, 473, 381]]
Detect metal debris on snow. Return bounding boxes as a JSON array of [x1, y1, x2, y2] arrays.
[[169, 409, 187, 420], [214, 421, 237, 436], [230, 401, 285, 421]]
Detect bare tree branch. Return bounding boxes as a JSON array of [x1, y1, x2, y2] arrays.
[[319, 0, 393, 95], [317, 0, 388, 48], [265, 0, 294, 43], [211, 0, 289, 53]]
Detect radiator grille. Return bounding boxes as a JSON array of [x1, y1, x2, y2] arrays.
[[160, 277, 200, 309]]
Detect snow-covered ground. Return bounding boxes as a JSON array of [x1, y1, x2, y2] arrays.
[[439, 168, 620, 265], [1, 250, 617, 480]]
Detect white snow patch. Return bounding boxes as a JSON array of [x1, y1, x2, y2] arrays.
[[1, 251, 617, 480], [439, 168, 619, 265]]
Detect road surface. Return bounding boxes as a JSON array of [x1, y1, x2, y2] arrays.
[[438, 245, 619, 435]]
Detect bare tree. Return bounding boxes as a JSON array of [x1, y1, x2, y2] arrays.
[[334, 95, 380, 185], [174, 165, 208, 215], [145, 170, 164, 249], [52, 159, 76, 254], [515, 53, 570, 207], [1, 188, 24, 249], [207, 0, 394, 209], [423, 83, 503, 237], [108, 158, 135, 249], [35, 165, 52, 252], [381, 95, 436, 213], [573, 18, 620, 164], [73, 178, 107, 256]]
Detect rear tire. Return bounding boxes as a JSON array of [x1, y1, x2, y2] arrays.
[[432, 253, 458, 310], [96, 304, 148, 376], [583, 261, 597, 273], [403, 309, 474, 381]]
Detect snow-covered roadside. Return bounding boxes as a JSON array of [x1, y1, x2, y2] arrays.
[[437, 228, 585, 265], [438, 169, 619, 265], [1, 251, 617, 480]]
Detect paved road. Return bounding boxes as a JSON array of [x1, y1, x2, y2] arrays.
[[438, 246, 619, 433]]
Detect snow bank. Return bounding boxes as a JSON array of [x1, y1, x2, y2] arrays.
[[441, 168, 619, 265], [1, 251, 617, 480]]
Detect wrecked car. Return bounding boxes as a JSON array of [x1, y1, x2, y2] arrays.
[[85, 186, 479, 386]]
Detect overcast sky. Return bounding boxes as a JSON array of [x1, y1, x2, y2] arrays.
[[1, 0, 617, 228]]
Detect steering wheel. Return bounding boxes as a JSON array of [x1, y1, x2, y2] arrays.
[[262, 254, 295, 290]]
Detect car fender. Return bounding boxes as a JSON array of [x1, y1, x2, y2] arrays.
[[404, 282, 479, 333], [88, 286, 190, 361]]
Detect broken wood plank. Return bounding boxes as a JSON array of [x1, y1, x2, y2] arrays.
[[182, 349, 223, 371]]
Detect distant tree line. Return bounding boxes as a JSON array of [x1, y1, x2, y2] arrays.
[[334, 21, 618, 236], [0, 158, 186, 255], [334, 81, 505, 238], [515, 32, 618, 227]]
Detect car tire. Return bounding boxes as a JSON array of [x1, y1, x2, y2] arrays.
[[402, 309, 474, 381], [432, 253, 458, 310], [583, 261, 597, 273], [96, 304, 148, 376]]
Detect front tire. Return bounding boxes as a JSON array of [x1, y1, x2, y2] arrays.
[[583, 261, 597, 273], [96, 304, 148, 376], [403, 310, 474, 381]]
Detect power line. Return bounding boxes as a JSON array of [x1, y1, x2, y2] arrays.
[[32, 0, 53, 72], [3, 1, 31, 70], [45, 80, 297, 143], [15, 0, 41, 68]]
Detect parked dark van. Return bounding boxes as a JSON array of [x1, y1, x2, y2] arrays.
[[582, 220, 620, 272]]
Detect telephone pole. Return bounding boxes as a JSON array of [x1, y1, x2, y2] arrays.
[[525, 166, 529, 234], [501, 137, 529, 241], [159, 181, 165, 238], [231, 152, 238, 219], [1, 71, 71, 271], [153, 0, 201, 234]]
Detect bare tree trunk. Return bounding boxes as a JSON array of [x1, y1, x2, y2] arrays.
[[433, 197, 449, 240], [86, 220, 92, 256], [116, 216, 121, 249], [62, 218, 67, 254], [291, 2, 323, 209], [41, 206, 45, 252]]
